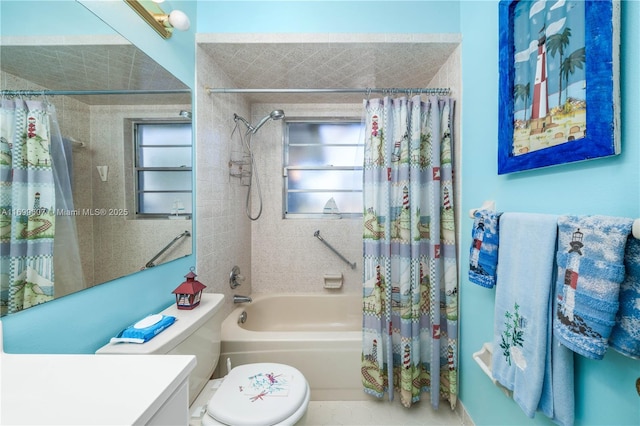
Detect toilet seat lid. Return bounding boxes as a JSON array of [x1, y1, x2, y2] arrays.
[[208, 363, 309, 426]]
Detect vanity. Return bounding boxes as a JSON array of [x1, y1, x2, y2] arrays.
[[0, 323, 196, 425]]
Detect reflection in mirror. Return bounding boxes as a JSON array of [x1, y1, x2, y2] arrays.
[[0, 7, 192, 317]]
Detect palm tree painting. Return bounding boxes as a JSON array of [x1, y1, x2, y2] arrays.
[[513, 82, 530, 122], [511, 0, 586, 156]]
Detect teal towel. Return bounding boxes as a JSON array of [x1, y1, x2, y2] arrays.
[[554, 215, 632, 360], [609, 236, 640, 359], [469, 209, 502, 288], [491, 213, 572, 424]]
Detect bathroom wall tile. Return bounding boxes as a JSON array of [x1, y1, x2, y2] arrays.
[[87, 104, 191, 285], [196, 45, 253, 316], [248, 103, 364, 295]]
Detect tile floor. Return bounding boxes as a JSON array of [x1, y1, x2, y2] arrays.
[[299, 400, 466, 426], [191, 380, 469, 426]]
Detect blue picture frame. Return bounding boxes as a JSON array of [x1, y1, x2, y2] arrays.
[[498, 0, 620, 174]]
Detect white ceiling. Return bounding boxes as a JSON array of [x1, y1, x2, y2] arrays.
[[0, 41, 190, 105], [199, 36, 460, 104], [2, 34, 460, 106]]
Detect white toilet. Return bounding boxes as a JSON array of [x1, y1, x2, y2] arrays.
[[96, 293, 310, 425]]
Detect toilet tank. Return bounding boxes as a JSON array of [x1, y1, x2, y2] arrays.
[[96, 293, 225, 405]]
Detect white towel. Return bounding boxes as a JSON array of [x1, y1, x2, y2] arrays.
[[491, 213, 573, 424]]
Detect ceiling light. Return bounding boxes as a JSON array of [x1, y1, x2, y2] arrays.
[[125, 0, 190, 39]]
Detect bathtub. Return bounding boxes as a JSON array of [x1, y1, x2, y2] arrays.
[[217, 293, 368, 401]]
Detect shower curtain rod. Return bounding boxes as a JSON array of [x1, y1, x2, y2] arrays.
[[1, 89, 190, 97], [207, 87, 451, 96]]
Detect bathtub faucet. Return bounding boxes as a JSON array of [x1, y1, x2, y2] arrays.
[[233, 295, 252, 304]]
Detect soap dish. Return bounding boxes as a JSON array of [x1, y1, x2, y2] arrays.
[[323, 273, 343, 289]]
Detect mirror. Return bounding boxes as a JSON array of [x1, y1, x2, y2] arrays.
[[0, 2, 192, 316]]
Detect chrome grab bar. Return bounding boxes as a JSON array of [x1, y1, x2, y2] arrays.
[[144, 230, 191, 269], [313, 230, 356, 269]]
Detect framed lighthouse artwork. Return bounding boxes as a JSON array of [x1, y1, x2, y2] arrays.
[[497, 0, 620, 174]]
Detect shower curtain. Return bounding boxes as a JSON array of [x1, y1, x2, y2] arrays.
[[0, 98, 83, 315], [361, 95, 458, 410]]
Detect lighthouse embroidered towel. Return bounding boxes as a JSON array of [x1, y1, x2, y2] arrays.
[[554, 215, 633, 360], [491, 213, 561, 419], [608, 236, 640, 359], [469, 209, 502, 288]]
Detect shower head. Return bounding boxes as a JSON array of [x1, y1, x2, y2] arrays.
[[270, 110, 285, 120], [179, 110, 192, 119], [234, 109, 285, 134], [251, 109, 285, 134]]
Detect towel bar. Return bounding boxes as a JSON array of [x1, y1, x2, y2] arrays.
[[468, 200, 496, 218], [472, 342, 513, 398], [469, 203, 640, 240]]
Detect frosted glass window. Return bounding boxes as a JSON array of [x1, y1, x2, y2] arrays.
[[138, 171, 192, 191], [138, 123, 191, 146], [287, 192, 362, 215], [284, 120, 363, 217], [139, 147, 191, 167], [135, 121, 192, 216], [139, 193, 193, 214]]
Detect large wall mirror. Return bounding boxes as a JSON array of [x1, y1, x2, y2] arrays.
[[0, 1, 193, 317]]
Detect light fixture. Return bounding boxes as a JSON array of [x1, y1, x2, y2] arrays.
[[125, 0, 190, 39]]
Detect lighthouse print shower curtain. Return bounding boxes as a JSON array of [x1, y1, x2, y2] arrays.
[[0, 99, 55, 315], [361, 95, 458, 409]]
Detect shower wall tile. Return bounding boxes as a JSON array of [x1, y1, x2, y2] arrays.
[[196, 44, 253, 317], [89, 104, 191, 285], [250, 103, 364, 295]]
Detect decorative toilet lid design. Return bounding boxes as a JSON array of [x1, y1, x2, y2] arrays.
[[241, 371, 291, 401], [208, 363, 308, 426]]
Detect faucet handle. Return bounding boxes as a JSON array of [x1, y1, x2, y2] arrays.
[[229, 265, 244, 289]]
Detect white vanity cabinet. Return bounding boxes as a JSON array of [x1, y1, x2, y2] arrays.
[[0, 352, 196, 425]]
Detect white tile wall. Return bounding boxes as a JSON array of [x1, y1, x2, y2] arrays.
[[196, 45, 253, 317], [249, 103, 364, 295], [88, 104, 192, 285]]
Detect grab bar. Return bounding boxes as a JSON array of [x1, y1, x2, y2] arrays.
[[314, 230, 356, 269], [144, 230, 191, 268]]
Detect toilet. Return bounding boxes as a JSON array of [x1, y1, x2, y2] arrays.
[[96, 293, 310, 425]]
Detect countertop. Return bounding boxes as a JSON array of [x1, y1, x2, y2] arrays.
[[0, 352, 196, 425]]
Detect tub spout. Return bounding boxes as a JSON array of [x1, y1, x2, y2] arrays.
[[233, 295, 252, 304]]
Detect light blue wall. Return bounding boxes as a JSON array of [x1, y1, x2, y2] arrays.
[[2, 1, 638, 424], [0, 0, 197, 354], [0, 0, 114, 35], [198, 2, 639, 424], [460, 1, 640, 425], [196, 0, 461, 33]]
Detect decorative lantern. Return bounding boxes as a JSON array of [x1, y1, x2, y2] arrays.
[[172, 267, 206, 310]]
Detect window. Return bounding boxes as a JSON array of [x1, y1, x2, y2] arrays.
[[284, 119, 363, 218], [134, 121, 192, 218]]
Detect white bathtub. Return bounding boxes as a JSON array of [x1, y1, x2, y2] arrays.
[[217, 293, 368, 401]]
